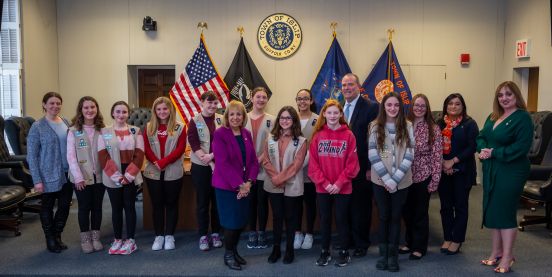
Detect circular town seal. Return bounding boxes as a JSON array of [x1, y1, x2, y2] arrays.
[[258, 13, 302, 59], [374, 79, 394, 103]]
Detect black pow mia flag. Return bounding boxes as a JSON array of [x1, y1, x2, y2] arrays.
[[224, 37, 272, 111]]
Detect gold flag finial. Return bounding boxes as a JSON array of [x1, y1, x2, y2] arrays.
[[387, 28, 395, 42], [330, 22, 338, 37], [237, 26, 244, 37], [197, 22, 208, 34]]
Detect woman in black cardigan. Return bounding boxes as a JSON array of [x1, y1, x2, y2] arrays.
[[436, 93, 478, 255]]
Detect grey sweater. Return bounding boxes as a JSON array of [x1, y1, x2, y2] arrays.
[[27, 117, 69, 193]]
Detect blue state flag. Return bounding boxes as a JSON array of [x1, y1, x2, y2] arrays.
[[310, 37, 351, 113], [361, 42, 412, 109]]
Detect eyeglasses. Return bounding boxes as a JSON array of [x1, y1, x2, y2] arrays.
[[413, 104, 427, 109], [279, 116, 293, 121], [296, 97, 311, 102]]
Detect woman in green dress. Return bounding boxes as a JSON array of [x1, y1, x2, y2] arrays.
[[476, 81, 533, 274]]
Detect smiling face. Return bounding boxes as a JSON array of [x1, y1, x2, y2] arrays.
[[82, 100, 98, 123], [412, 97, 427, 120], [278, 110, 293, 131], [446, 97, 463, 117], [296, 90, 313, 113], [252, 90, 268, 111], [324, 105, 342, 128], [341, 75, 360, 103], [201, 98, 219, 116], [228, 107, 244, 129], [43, 96, 62, 117], [112, 104, 129, 125], [384, 96, 400, 120], [154, 102, 170, 123], [497, 86, 517, 111]]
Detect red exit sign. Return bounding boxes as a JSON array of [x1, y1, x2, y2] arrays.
[[516, 39, 530, 58]]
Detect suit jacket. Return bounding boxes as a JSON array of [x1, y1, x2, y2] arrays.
[[212, 126, 260, 192], [348, 96, 379, 180]]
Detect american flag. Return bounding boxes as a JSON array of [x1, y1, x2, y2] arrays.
[[169, 34, 229, 124]]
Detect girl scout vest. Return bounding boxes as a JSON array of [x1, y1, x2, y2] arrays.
[[100, 125, 144, 188], [245, 113, 275, 181], [68, 127, 102, 185], [189, 113, 223, 166], [301, 113, 318, 184], [143, 122, 186, 181], [263, 136, 306, 197]]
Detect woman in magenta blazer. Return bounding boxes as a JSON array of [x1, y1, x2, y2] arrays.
[[212, 100, 260, 271]]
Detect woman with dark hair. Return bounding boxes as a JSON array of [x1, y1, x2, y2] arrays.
[[27, 92, 73, 253], [188, 91, 223, 251], [368, 92, 414, 272], [399, 94, 443, 260], [477, 81, 533, 273], [293, 89, 319, 250], [143, 96, 187, 251], [67, 96, 106, 253], [309, 99, 359, 268], [98, 101, 145, 255], [437, 93, 478, 255], [212, 100, 259, 270], [260, 106, 307, 264]]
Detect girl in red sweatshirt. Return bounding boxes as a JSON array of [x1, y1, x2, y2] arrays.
[[308, 99, 359, 267]]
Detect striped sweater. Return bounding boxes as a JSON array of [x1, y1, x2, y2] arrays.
[[368, 122, 414, 193]]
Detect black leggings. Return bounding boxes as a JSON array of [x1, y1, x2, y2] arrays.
[[269, 193, 301, 249], [318, 193, 351, 251], [107, 184, 137, 239], [146, 174, 183, 236], [373, 184, 408, 246], [74, 182, 105, 232], [297, 182, 316, 234], [402, 177, 431, 254], [40, 182, 74, 235], [248, 180, 269, 232], [224, 228, 243, 251]]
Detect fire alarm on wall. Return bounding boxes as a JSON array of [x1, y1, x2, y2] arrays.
[[460, 53, 470, 65]]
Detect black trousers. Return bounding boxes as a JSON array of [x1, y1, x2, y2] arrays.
[[438, 172, 471, 243], [297, 182, 316, 234], [74, 182, 105, 232], [269, 193, 301, 249], [248, 180, 269, 232], [373, 184, 408, 246], [224, 228, 243, 251], [318, 193, 351, 251], [402, 178, 431, 254], [40, 182, 74, 235], [146, 173, 183, 236], [107, 183, 137, 239], [191, 163, 220, 236], [350, 178, 373, 249]]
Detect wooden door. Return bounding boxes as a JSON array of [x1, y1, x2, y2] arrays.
[[527, 67, 539, 112], [138, 69, 175, 108]]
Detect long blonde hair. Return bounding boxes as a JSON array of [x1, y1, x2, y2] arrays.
[[311, 99, 347, 139], [147, 97, 177, 136]]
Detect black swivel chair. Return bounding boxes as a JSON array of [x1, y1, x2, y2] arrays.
[[0, 168, 26, 236], [5, 116, 35, 155]]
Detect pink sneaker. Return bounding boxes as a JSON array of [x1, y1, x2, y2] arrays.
[[118, 239, 137, 255], [108, 239, 123, 255]]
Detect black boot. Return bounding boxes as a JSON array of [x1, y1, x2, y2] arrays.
[[54, 233, 68, 250], [267, 246, 281, 263], [376, 244, 388, 270], [283, 248, 294, 264], [388, 244, 400, 272], [54, 212, 69, 250], [233, 248, 247, 265], [40, 210, 61, 253], [224, 250, 241, 270]]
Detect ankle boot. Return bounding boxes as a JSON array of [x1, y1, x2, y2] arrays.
[[40, 210, 61, 253], [376, 244, 388, 270], [80, 232, 94, 254], [90, 230, 103, 251], [224, 250, 242, 270], [54, 233, 68, 250], [283, 248, 294, 264], [233, 248, 247, 265], [388, 244, 400, 272], [267, 246, 281, 263]]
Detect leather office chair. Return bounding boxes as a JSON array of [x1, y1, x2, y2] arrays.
[[5, 116, 35, 155], [127, 107, 152, 131], [518, 111, 552, 231], [0, 168, 26, 236]]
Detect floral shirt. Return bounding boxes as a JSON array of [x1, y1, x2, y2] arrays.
[[412, 120, 443, 192]]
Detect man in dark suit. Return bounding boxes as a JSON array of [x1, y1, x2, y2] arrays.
[[341, 73, 379, 257]]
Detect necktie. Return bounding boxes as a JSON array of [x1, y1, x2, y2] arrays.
[[344, 103, 351, 123]]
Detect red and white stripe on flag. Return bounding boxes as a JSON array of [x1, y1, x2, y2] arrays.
[[169, 34, 229, 124]]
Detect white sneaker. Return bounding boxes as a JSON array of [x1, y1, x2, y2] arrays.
[[293, 232, 304, 250], [108, 239, 123, 255], [211, 233, 223, 248], [199, 235, 210, 251], [301, 233, 313, 249], [119, 239, 137, 255], [164, 235, 175, 250], [152, 236, 164, 251]]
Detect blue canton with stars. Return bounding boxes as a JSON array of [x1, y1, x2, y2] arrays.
[[186, 41, 217, 88]]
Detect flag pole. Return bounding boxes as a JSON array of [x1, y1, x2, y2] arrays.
[[237, 26, 244, 37], [386, 28, 394, 80], [197, 21, 208, 34], [330, 22, 337, 38]]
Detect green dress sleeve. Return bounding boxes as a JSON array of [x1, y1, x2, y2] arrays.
[[492, 111, 533, 162]]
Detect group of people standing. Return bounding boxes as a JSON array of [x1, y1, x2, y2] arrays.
[[26, 75, 532, 274]]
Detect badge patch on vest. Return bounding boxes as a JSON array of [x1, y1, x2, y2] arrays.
[[130, 128, 136, 134], [198, 127, 205, 138], [75, 130, 84, 137], [78, 138, 87, 148], [293, 139, 299, 146], [78, 160, 87, 164], [103, 133, 113, 140], [268, 140, 276, 157], [266, 120, 271, 128], [216, 118, 222, 125], [174, 125, 180, 131], [312, 119, 317, 126]]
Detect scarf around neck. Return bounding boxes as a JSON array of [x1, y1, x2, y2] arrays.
[[442, 115, 462, 154]]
